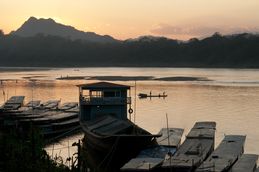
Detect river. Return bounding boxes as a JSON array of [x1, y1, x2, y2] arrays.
[[1, 67, 259, 166]]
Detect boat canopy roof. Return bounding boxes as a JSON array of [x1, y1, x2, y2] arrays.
[[77, 82, 130, 90], [82, 115, 132, 136]]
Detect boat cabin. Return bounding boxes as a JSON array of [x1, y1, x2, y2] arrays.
[[78, 82, 131, 121]]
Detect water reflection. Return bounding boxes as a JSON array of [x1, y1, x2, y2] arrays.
[[1, 68, 259, 165]]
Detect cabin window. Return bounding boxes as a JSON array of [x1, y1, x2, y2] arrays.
[[104, 91, 116, 97], [90, 91, 103, 97], [103, 91, 121, 97]]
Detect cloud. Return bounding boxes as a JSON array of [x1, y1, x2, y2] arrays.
[[151, 23, 259, 38]]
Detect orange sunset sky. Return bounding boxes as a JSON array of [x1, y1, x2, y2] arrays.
[[1, 0, 259, 40]]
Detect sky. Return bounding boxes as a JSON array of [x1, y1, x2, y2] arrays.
[[1, 0, 259, 40]]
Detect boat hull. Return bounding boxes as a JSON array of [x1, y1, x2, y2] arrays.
[[82, 123, 156, 172]]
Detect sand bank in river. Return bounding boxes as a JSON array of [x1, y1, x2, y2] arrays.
[[56, 75, 210, 82]]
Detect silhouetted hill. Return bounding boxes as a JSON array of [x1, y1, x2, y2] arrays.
[[11, 17, 117, 43], [0, 31, 259, 68]]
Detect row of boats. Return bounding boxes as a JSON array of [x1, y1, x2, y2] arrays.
[[80, 114, 258, 172], [76, 82, 259, 172], [0, 96, 79, 137], [122, 121, 258, 172]]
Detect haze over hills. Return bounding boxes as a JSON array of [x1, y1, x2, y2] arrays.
[[1, 17, 259, 68], [11, 17, 117, 43]]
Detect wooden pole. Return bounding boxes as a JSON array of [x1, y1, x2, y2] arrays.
[[134, 80, 136, 123], [166, 113, 170, 147]]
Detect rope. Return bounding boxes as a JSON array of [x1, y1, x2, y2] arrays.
[[104, 137, 120, 171], [97, 136, 120, 171]]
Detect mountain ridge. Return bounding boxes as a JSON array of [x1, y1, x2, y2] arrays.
[[11, 16, 117, 43]]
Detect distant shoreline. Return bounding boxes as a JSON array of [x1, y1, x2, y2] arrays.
[[1, 66, 259, 71], [57, 75, 211, 82], [0, 67, 53, 72]]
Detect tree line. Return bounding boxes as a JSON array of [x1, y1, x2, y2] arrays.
[[0, 32, 259, 68]]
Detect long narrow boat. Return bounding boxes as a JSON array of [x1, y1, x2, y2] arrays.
[[196, 135, 246, 172], [59, 102, 78, 111], [39, 117, 79, 137], [26, 100, 41, 108], [138, 93, 167, 99], [121, 128, 184, 171], [161, 121, 216, 172], [20, 111, 78, 125], [230, 154, 258, 172], [2, 96, 25, 111], [81, 115, 159, 172], [78, 82, 161, 172], [41, 100, 60, 109]]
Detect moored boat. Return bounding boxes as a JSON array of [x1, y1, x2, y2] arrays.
[[230, 154, 258, 172], [0, 96, 25, 112], [59, 102, 78, 111], [138, 92, 167, 99], [196, 135, 246, 172], [121, 128, 184, 171], [78, 82, 159, 172], [161, 121, 216, 172]]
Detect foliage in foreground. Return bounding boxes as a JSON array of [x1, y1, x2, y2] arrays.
[[0, 128, 70, 172]]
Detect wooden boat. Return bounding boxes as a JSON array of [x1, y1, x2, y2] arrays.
[[17, 111, 79, 137], [162, 121, 216, 172], [1, 96, 25, 111], [78, 82, 162, 171], [26, 100, 41, 108], [230, 154, 258, 172], [138, 93, 167, 99], [196, 135, 246, 172], [39, 117, 79, 137], [81, 115, 159, 172], [121, 128, 184, 171], [59, 102, 78, 111], [20, 111, 78, 125], [41, 100, 60, 109]]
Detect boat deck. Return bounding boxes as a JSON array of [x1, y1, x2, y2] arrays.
[[81, 115, 133, 136], [162, 121, 216, 171], [59, 102, 78, 110], [26, 100, 41, 107], [5, 96, 25, 104], [2, 96, 25, 110], [230, 154, 258, 172], [186, 121, 216, 139], [121, 128, 184, 171], [41, 100, 60, 109], [196, 135, 246, 172], [157, 128, 184, 147]]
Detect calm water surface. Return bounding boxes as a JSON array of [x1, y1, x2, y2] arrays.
[[1, 67, 259, 165]]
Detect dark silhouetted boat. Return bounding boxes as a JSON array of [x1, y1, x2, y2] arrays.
[[138, 92, 167, 99], [78, 82, 159, 172]]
